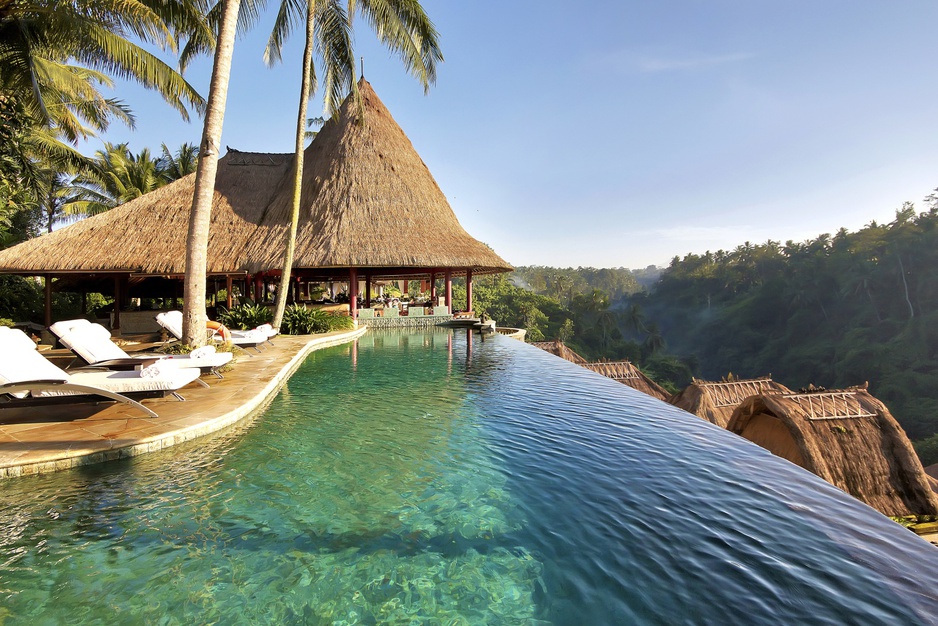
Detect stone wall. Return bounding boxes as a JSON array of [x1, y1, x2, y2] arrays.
[[359, 315, 453, 329]]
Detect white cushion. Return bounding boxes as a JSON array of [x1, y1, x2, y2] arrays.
[[0, 327, 69, 386], [156, 311, 184, 339], [59, 323, 128, 363]]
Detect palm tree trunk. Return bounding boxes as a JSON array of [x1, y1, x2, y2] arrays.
[[272, 0, 315, 329], [182, 0, 241, 346]]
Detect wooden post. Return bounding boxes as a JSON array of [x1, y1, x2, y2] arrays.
[[226, 276, 234, 309], [466, 269, 473, 313], [254, 273, 263, 303], [430, 271, 436, 302], [44, 275, 52, 327], [402, 279, 408, 296], [445, 270, 452, 312], [349, 268, 358, 319], [113, 275, 122, 331], [365, 273, 372, 308]]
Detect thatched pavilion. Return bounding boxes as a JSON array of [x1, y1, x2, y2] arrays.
[[669, 377, 793, 428], [726, 385, 938, 516], [530, 341, 669, 401], [0, 79, 510, 330]]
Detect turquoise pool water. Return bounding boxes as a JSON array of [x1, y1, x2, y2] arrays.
[[1, 329, 937, 624]]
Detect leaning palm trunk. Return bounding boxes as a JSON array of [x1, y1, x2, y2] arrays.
[[182, 0, 242, 346], [272, 0, 316, 329]]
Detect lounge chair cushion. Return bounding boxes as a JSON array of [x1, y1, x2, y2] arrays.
[[58, 323, 127, 363], [157, 311, 270, 346], [54, 318, 233, 370], [0, 327, 201, 398]]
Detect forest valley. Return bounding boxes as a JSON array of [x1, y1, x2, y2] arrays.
[[471, 199, 938, 467]]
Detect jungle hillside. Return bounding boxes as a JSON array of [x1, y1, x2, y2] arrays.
[[477, 198, 938, 467]]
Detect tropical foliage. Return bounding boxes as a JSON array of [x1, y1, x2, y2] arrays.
[[280, 303, 353, 334], [217, 302, 273, 329], [628, 200, 938, 463]]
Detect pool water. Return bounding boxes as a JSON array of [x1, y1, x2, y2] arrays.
[[1, 330, 937, 624]]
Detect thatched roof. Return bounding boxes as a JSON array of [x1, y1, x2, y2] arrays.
[[244, 80, 510, 275], [530, 341, 668, 401], [0, 79, 511, 278], [529, 341, 588, 363], [669, 376, 792, 428], [583, 361, 670, 401], [0, 152, 292, 274], [726, 386, 938, 516]]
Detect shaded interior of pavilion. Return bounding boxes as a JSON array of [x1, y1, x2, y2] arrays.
[[31, 265, 484, 333]]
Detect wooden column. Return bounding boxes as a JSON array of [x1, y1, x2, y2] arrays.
[[112, 275, 122, 331], [254, 273, 263, 303], [349, 268, 358, 319], [402, 279, 408, 296], [226, 276, 234, 309], [430, 271, 437, 302], [445, 270, 452, 312], [466, 269, 473, 313], [44, 275, 52, 327], [365, 273, 372, 308]]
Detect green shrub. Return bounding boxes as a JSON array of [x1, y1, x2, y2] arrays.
[[217, 303, 272, 330], [0, 318, 14, 328], [281, 304, 354, 334]]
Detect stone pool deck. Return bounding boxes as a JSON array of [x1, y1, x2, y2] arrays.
[[0, 327, 366, 479]]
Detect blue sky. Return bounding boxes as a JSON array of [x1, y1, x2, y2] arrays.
[[93, 0, 938, 269]]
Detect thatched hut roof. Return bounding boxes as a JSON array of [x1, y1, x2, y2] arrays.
[[244, 79, 510, 275], [530, 341, 669, 401], [529, 341, 588, 363], [0, 79, 510, 279], [583, 361, 670, 401], [669, 377, 792, 428], [0, 151, 292, 275], [727, 386, 938, 516]]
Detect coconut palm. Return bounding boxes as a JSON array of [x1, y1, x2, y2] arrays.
[[63, 142, 165, 221], [159, 142, 200, 182], [267, 0, 443, 328], [182, 0, 244, 346], [0, 0, 207, 136]]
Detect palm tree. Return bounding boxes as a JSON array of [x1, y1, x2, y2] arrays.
[[267, 0, 443, 328], [0, 0, 207, 136], [182, 0, 244, 346], [63, 142, 165, 221], [159, 142, 199, 182]]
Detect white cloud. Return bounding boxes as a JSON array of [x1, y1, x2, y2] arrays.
[[634, 52, 753, 73]]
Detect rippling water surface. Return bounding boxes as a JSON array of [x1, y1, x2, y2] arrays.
[[1, 330, 937, 624]]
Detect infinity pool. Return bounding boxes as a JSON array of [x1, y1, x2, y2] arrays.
[[1, 330, 936, 624]]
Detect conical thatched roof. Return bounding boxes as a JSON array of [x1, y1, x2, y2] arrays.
[[530, 341, 669, 401], [529, 341, 588, 363], [583, 361, 670, 401], [669, 376, 793, 428], [726, 386, 938, 516], [0, 79, 510, 278], [245, 80, 510, 275]]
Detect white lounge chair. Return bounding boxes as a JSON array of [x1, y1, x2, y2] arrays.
[[0, 327, 203, 418], [156, 311, 273, 353], [50, 319, 232, 379]]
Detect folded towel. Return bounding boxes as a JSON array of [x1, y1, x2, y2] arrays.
[[255, 324, 273, 334], [140, 363, 162, 379], [190, 345, 217, 359], [243, 330, 266, 342]]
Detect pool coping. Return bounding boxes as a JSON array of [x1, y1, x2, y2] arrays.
[[0, 326, 367, 479]]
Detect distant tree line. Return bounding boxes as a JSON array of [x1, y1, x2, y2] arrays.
[[480, 197, 938, 466]]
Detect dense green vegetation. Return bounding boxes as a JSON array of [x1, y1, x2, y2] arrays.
[[634, 201, 938, 464], [495, 199, 938, 466]]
